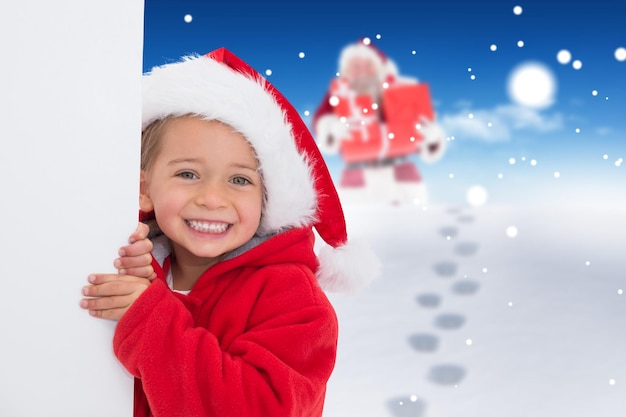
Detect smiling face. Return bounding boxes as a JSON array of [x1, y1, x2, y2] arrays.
[[140, 116, 263, 270]]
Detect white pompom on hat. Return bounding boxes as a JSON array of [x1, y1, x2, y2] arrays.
[[142, 47, 380, 293]]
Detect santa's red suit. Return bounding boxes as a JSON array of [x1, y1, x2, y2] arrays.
[[313, 39, 446, 204]]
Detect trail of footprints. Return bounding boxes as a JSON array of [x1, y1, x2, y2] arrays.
[[387, 207, 481, 417]]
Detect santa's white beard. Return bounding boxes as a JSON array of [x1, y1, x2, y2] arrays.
[[348, 76, 381, 100]]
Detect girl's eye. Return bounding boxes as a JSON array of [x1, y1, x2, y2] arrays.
[[231, 176, 251, 186], [178, 171, 198, 180]]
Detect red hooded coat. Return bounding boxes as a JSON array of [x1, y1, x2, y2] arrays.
[[113, 226, 338, 417]]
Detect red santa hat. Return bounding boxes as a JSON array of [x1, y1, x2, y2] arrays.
[[141, 47, 380, 293], [338, 37, 398, 82]]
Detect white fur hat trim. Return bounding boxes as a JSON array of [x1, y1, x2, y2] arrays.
[[317, 239, 382, 293], [142, 55, 317, 236]]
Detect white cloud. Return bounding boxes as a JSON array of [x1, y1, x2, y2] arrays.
[[594, 126, 612, 136], [440, 104, 564, 142]]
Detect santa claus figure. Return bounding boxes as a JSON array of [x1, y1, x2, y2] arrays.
[[313, 38, 446, 205]]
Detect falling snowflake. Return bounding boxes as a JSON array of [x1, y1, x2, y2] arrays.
[[506, 226, 518, 238], [557, 49, 572, 65], [467, 185, 488, 207]]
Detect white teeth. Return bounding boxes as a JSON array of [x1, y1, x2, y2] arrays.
[[186, 220, 229, 233]]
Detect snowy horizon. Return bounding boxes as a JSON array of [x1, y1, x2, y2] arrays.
[[323, 201, 625, 416]]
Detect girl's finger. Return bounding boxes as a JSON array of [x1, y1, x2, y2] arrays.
[[83, 276, 149, 297], [88, 306, 127, 321], [128, 222, 150, 243], [117, 266, 155, 280], [86, 273, 119, 285], [118, 239, 153, 258], [80, 292, 136, 311], [114, 253, 153, 269]]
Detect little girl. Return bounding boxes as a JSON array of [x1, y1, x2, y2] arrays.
[[81, 48, 380, 417]]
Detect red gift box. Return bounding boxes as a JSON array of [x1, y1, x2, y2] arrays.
[[330, 78, 383, 164], [339, 121, 381, 164], [328, 79, 434, 163], [382, 83, 434, 159]]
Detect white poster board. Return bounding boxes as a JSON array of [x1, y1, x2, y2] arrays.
[[0, 1, 143, 415]]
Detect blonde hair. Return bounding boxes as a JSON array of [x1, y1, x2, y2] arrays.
[[141, 115, 262, 178], [141, 116, 176, 172]]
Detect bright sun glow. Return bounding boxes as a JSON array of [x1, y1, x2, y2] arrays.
[[507, 62, 556, 109]]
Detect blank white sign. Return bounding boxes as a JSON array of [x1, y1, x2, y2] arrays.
[[0, 1, 143, 415]]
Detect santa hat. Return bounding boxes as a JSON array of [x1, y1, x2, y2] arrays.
[[142, 47, 380, 293], [338, 37, 398, 82]]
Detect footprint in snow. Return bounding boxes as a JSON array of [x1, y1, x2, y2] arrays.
[[415, 293, 441, 308], [446, 207, 463, 215], [408, 333, 439, 353], [433, 313, 466, 330], [386, 395, 427, 417], [439, 226, 459, 238], [427, 364, 466, 386], [451, 279, 480, 295], [456, 214, 475, 224], [454, 241, 479, 256], [433, 261, 458, 277]]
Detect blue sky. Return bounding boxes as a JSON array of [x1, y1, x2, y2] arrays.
[[143, 0, 626, 206]]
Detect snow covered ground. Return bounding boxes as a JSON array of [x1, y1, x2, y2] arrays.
[[323, 201, 626, 417]]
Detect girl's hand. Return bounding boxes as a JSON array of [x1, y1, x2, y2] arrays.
[[114, 222, 156, 280], [80, 273, 151, 321]]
